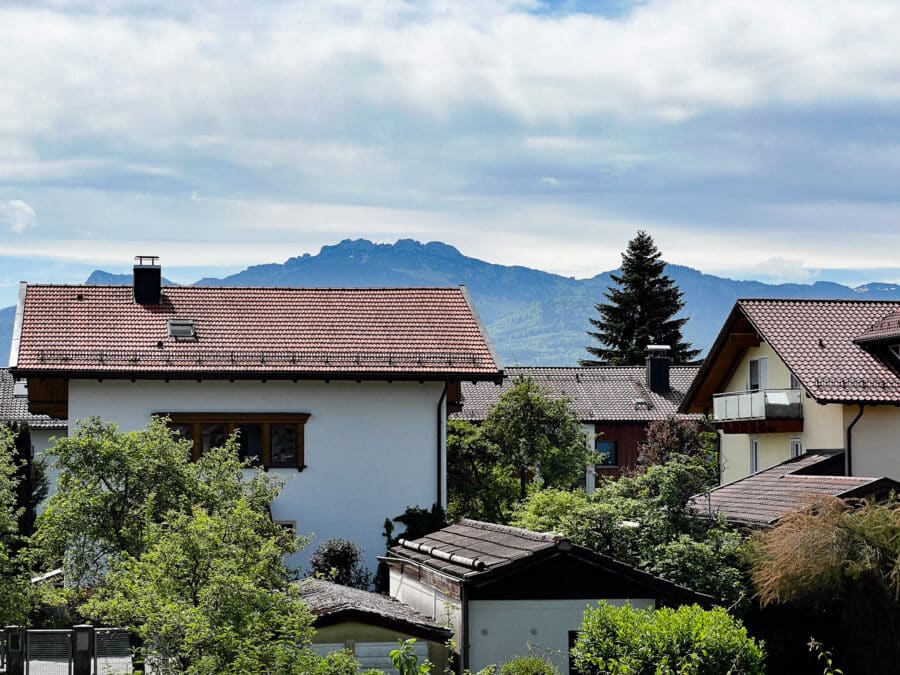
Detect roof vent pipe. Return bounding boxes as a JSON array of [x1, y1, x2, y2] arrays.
[[646, 345, 671, 394], [133, 256, 161, 305]]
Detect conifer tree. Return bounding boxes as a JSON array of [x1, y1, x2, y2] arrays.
[[582, 230, 699, 366]]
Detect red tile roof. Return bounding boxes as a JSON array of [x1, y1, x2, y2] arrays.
[[688, 452, 898, 526], [452, 366, 700, 422], [738, 300, 900, 403], [12, 285, 501, 379], [855, 309, 900, 344]]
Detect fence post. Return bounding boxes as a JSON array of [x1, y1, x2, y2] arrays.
[[4, 625, 25, 675], [72, 624, 94, 675]]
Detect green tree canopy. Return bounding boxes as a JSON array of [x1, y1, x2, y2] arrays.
[[481, 377, 590, 501], [0, 425, 31, 624], [31, 416, 283, 585], [582, 230, 699, 366]]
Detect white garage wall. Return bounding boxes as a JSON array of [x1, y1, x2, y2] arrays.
[[468, 598, 654, 672], [68, 379, 446, 573]]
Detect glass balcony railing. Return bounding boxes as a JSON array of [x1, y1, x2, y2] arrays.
[[712, 389, 802, 423]]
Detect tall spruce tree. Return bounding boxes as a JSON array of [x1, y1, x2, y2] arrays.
[[582, 231, 699, 366]]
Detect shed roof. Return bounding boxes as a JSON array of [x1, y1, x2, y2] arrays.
[[388, 519, 709, 604], [688, 452, 899, 526], [0, 369, 67, 430], [297, 578, 451, 642], [12, 285, 501, 380], [453, 366, 700, 422]]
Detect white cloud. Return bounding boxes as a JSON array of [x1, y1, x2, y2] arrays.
[[0, 199, 37, 233]]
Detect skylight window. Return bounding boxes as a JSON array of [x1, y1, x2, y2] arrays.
[[167, 319, 196, 340]]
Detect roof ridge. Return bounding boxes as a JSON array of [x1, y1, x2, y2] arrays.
[[458, 518, 560, 543], [25, 284, 467, 291], [738, 298, 900, 305]]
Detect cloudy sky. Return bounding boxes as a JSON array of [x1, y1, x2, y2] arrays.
[[2, 0, 900, 307]]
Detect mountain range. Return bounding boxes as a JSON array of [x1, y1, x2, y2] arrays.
[[3, 238, 900, 368]]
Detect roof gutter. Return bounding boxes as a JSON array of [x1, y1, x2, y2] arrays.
[[846, 404, 866, 477]]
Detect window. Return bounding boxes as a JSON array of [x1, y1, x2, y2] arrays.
[[790, 372, 801, 390], [750, 438, 760, 473], [595, 440, 618, 466], [160, 413, 309, 469], [890, 344, 900, 361], [748, 358, 768, 391], [790, 438, 803, 458], [167, 318, 196, 339]]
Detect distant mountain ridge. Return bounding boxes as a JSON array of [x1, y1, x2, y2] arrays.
[[3, 238, 900, 368]]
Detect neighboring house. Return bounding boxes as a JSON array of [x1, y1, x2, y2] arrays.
[[1, 368, 68, 501], [688, 451, 900, 527], [385, 519, 709, 673], [9, 259, 502, 571], [452, 354, 700, 481], [680, 300, 900, 484], [299, 578, 452, 673]]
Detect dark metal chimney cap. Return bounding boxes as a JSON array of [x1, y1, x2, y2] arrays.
[[134, 255, 160, 267]]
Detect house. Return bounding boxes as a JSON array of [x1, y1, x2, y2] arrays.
[[8, 258, 502, 571], [452, 353, 700, 482], [679, 299, 900, 484], [688, 451, 900, 527], [299, 577, 451, 672], [0, 368, 68, 498], [385, 519, 710, 672]]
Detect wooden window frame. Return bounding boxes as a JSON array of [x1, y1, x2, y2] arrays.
[[595, 439, 618, 467], [158, 412, 310, 470]]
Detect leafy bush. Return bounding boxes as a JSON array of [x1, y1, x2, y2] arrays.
[[572, 602, 765, 675], [310, 538, 371, 589], [638, 417, 715, 467], [498, 655, 560, 675]]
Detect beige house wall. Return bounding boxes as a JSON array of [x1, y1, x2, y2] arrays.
[[313, 621, 449, 672], [845, 405, 900, 480], [718, 341, 845, 484]]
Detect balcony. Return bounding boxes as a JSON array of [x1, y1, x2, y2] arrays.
[[712, 389, 803, 434]]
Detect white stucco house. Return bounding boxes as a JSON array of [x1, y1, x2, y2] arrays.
[[9, 259, 502, 571], [680, 299, 900, 484]]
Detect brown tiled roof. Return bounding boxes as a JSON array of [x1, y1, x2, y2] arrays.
[[855, 309, 900, 344], [737, 299, 900, 403], [452, 366, 700, 422], [12, 285, 501, 379], [688, 452, 899, 526], [0, 369, 67, 430], [297, 578, 451, 642]]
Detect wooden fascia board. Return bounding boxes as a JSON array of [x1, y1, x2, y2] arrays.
[[680, 304, 760, 414]]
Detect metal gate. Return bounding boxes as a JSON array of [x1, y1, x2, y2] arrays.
[[0, 627, 132, 675]]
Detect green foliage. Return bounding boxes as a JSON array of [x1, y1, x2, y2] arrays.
[[0, 424, 31, 624], [582, 230, 698, 366], [6, 422, 49, 541], [390, 638, 433, 675], [638, 417, 715, 468], [83, 497, 311, 674], [447, 419, 518, 522], [310, 538, 372, 589], [573, 602, 765, 675], [481, 377, 590, 500], [498, 655, 560, 675], [32, 416, 282, 585], [510, 455, 749, 606]]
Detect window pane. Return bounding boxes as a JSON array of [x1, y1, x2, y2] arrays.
[[270, 424, 296, 465], [596, 440, 617, 466], [171, 423, 193, 442], [236, 424, 263, 463], [201, 424, 227, 454]]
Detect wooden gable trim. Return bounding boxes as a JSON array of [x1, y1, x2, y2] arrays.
[[26, 377, 68, 419]]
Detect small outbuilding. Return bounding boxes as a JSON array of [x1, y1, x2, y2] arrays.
[[384, 519, 710, 673], [298, 577, 452, 673]]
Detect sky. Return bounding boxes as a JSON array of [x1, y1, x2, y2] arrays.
[[2, 0, 900, 307]]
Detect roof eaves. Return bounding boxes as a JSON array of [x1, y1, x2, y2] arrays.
[[459, 285, 503, 380], [9, 282, 27, 369]]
